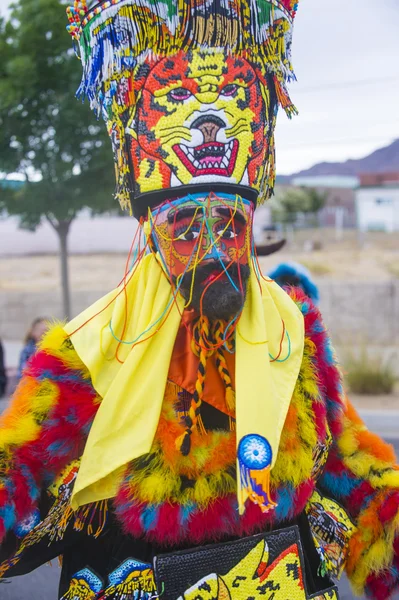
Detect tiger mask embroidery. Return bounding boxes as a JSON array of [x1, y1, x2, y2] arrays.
[[178, 539, 308, 600], [125, 49, 274, 195]]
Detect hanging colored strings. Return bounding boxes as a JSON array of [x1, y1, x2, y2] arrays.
[[67, 191, 290, 377]]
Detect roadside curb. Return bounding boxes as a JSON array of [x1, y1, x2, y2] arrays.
[[359, 409, 399, 439]]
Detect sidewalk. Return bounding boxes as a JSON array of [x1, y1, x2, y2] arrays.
[[351, 393, 399, 411], [350, 394, 399, 438]]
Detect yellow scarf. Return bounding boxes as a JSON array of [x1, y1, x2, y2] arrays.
[[65, 253, 304, 511]]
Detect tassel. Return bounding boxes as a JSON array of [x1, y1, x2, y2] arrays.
[[225, 386, 236, 413], [57, 505, 75, 539], [273, 75, 298, 118], [237, 434, 277, 515], [214, 322, 236, 413], [74, 500, 109, 539], [175, 430, 192, 456], [175, 317, 211, 456], [196, 413, 207, 436], [0, 465, 109, 576]]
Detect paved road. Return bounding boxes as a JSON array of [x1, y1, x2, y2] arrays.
[[0, 565, 60, 599], [1, 397, 399, 600]]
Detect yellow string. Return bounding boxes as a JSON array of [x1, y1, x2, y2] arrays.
[[237, 326, 269, 346], [150, 194, 249, 269]]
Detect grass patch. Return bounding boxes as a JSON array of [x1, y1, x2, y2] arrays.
[[386, 262, 399, 278], [345, 351, 397, 395]]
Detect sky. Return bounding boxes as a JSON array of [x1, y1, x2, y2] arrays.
[[0, 0, 398, 175]]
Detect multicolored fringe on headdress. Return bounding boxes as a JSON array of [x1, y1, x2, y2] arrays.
[[68, 0, 299, 113]]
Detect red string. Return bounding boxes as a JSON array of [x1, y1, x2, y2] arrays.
[[114, 221, 142, 363], [269, 318, 286, 363]]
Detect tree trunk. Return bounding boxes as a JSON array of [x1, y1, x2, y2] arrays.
[[56, 220, 72, 320]]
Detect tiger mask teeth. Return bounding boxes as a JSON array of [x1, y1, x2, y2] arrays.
[[173, 140, 238, 177]]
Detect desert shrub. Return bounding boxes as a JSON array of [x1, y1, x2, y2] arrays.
[[301, 261, 331, 276], [345, 352, 397, 395]]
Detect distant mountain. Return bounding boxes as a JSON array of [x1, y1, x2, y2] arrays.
[[284, 139, 399, 181]]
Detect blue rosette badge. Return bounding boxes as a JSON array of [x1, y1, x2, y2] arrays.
[[237, 434, 277, 514]]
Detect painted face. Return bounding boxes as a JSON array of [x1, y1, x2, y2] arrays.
[[127, 49, 271, 195], [149, 193, 253, 320], [151, 193, 252, 278]]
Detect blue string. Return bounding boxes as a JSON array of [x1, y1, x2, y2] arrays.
[[223, 312, 240, 352], [269, 331, 291, 363], [129, 239, 142, 271], [150, 198, 205, 281], [150, 231, 170, 275], [110, 194, 253, 347], [109, 294, 175, 346], [152, 194, 240, 292], [203, 214, 240, 293]]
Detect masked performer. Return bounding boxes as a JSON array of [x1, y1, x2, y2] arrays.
[[1, 2, 399, 599]]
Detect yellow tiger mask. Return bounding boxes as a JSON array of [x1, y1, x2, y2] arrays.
[[125, 49, 273, 195]]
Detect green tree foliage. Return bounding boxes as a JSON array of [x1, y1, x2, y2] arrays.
[[0, 0, 115, 318], [305, 187, 328, 216], [271, 187, 327, 227]]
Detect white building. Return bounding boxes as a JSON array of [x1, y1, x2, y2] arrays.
[[356, 185, 399, 232], [287, 175, 359, 229]]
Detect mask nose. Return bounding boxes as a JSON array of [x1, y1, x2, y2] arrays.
[[191, 115, 225, 143], [201, 235, 227, 263]]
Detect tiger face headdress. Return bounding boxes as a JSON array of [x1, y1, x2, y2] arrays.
[[67, 0, 300, 217]]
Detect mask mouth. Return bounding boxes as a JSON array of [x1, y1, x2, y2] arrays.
[[173, 140, 239, 177], [182, 262, 236, 288], [177, 262, 250, 321]]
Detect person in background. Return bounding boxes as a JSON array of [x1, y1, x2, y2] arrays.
[[17, 318, 48, 379], [0, 339, 7, 397]]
